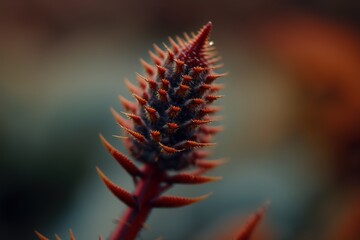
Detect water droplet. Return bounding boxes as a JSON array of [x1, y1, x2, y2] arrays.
[[209, 41, 214, 46]]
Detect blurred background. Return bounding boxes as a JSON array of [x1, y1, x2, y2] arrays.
[[1, 0, 359, 239]]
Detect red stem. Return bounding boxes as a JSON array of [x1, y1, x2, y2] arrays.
[[110, 165, 165, 240]]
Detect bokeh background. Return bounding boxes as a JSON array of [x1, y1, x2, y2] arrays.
[[1, 1, 360, 239]]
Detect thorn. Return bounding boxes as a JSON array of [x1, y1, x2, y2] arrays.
[[99, 236, 103, 240], [125, 78, 143, 96], [183, 32, 192, 42], [195, 84, 211, 96], [174, 59, 184, 74], [34, 230, 48, 240], [190, 119, 213, 127], [121, 111, 143, 125], [136, 74, 147, 89], [175, 84, 190, 97], [167, 105, 181, 118], [157, 89, 168, 102], [176, 35, 186, 48], [110, 107, 131, 129], [198, 106, 221, 118], [212, 63, 224, 69], [167, 173, 222, 184], [166, 122, 179, 131], [69, 229, 75, 240], [208, 56, 222, 65], [163, 43, 174, 64], [96, 167, 136, 207], [132, 93, 147, 105], [186, 98, 205, 109], [150, 130, 161, 142], [205, 95, 224, 103], [168, 37, 180, 54], [153, 43, 166, 59], [99, 134, 142, 177], [196, 159, 227, 170], [152, 193, 212, 208], [193, 150, 211, 159], [184, 140, 216, 149], [199, 125, 224, 135], [156, 65, 167, 79], [118, 96, 137, 113], [181, 75, 193, 85], [159, 142, 182, 154], [121, 126, 147, 143], [209, 83, 225, 93], [192, 66, 206, 77], [112, 135, 128, 139], [149, 50, 162, 65], [205, 73, 227, 84], [54, 234, 61, 240], [236, 203, 269, 240], [144, 105, 159, 122], [161, 79, 170, 91], [140, 58, 155, 75]]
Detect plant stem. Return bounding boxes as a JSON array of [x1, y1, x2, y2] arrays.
[[110, 165, 165, 240]]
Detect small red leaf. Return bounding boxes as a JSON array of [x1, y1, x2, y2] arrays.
[[152, 193, 211, 208], [99, 134, 142, 177], [96, 167, 136, 207]]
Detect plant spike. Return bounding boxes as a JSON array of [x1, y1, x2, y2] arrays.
[[236, 203, 269, 240], [97, 21, 225, 240]]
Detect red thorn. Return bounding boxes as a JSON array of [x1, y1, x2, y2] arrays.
[[140, 58, 155, 76], [150, 130, 161, 142], [110, 107, 131, 129], [193, 150, 211, 159], [167, 105, 181, 118], [69, 229, 75, 240], [159, 142, 182, 154], [198, 106, 221, 118], [208, 56, 222, 65], [136, 74, 147, 89], [196, 84, 212, 96], [96, 167, 136, 208], [167, 173, 222, 184], [166, 122, 179, 130], [54, 234, 61, 240], [181, 75, 193, 85], [124, 79, 143, 95], [209, 83, 225, 93], [149, 50, 162, 65], [196, 158, 227, 170], [152, 193, 212, 208], [187, 98, 205, 109], [161, 79, 170, 91], [190, 119, 213, 127], [132, 93, 147, 105], [205, 95, 224, 103], [163, 43, 175, 64], [183, 32, 192, 43], [175, 84, 190, 97], [118, 96, 137, 113], [157, 89, 168, 102], [236, 203, 269, 240], [192, 66, 206, 77], [190, 22, 212, 52], [121, 111, 143, 126], [185, 140, 216, 148], [199, 125, 224, 135], [121, 126, 147, 143], [176, 36, 186, 48], [205, 73, 227, 84], [156, 65, 167, 79], [153, 43, 166, 59], [144, 105, 159, 122], [99, 134, 142, 177], [168, 37, 180, 54], [174, 59, 184, 74], [34, 231, 48, 240], [212, 63, 224, 69]]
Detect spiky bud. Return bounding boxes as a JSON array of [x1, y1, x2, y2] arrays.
[[112, 22, 224, 170]]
